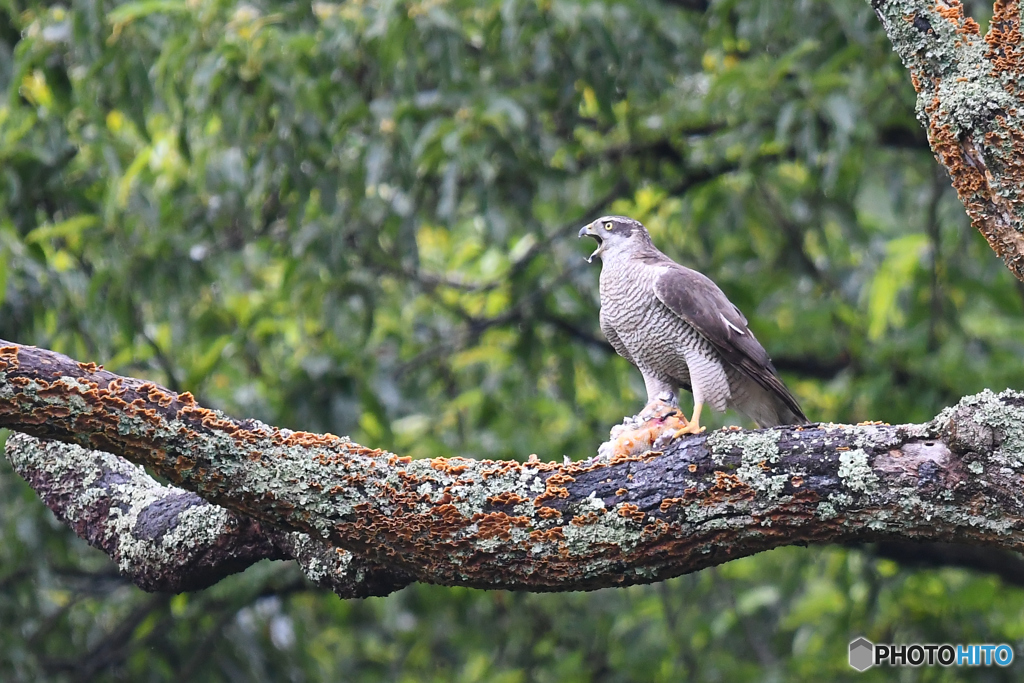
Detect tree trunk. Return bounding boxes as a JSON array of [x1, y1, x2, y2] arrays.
[[869, 0, 1024, 281]]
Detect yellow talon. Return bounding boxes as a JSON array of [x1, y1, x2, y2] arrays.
[[672, 423, 705, 438], [672, 402, 705, 439]]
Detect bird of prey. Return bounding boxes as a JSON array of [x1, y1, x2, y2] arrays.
[[579, 215, 807, 434]]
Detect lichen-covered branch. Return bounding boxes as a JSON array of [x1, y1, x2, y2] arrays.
[[2, 341, 1024, 592], [869, 0, 1024, 281], [3, 432, 409, 597]]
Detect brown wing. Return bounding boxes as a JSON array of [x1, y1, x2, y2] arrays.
[[653, 263, 807, 422]]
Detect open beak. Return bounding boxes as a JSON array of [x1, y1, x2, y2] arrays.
[[577, 222, 604, 263]]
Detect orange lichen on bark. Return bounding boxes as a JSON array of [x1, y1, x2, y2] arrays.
[[347, 446, 384, 458], [617, 503, 646, 523], [529, 527, 565, 543], [571, 512, 603, 526], [904, 1, 1024, 280], [933, 1, 963, 24], [480, 458, 555, 480], [933, 0, 981, 39], [706, 472, 754, 501], [986, 1, 1023, 73], [7, 339, 1011, 592], [487, 491, 528, 506], [534, 486, 569, 504], [643, 518, 671, 537], [431, 458, 470, 475], [659, 497, 685, 512], [0, 345, 19, 368], [925, 117, 985, 197], [473, 512, 530, 541], [536, 506, 562, 520], [533, 472, 576, 505], [433, 504, 465, 524]]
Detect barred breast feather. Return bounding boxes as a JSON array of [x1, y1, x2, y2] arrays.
[[598, 249, 806, 428]]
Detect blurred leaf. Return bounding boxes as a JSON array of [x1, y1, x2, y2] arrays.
[[866, 234, 928, 340]]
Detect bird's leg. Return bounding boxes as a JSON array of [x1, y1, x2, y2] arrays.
[[673, 402, 705, 437]]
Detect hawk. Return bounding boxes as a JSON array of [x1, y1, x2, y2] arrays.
[[579, 215, 807, 434]]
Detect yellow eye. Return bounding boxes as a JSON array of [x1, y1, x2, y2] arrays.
[[603, 222, 613, 231]]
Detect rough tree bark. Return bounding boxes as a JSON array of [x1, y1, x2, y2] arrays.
[[870, 0, 1024, 281], [2, 342, 1024, 597], [3, 433, 409, 597]]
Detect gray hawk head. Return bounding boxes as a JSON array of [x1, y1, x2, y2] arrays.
[[577, 215, 654, 262]]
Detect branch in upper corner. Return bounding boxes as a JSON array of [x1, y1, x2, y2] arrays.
[[3, 432, 410, 598], [869, 0, 1024, 281], [2, 340, 1024, 593]]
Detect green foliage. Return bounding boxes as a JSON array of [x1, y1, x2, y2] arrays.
[[2, 0, 1024, 679]]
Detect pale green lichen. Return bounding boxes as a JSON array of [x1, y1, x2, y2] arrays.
[[815, 502, 837, 520], [876, 0, 1001, 133], [475, 528, 532, 557], [733, 431, 788, 498], [632, 565, 659, 579], [291, 534, 335, 585], [433, 463, 543, 520], [935, 72, 1014, 136], [707, 428, 780, 465], [816, 490, 855, 521], [972, 389, 1024, 466], [6, 432, 250, 578], [837, 449, 877, 493], [706, 429, 792, 498], [935, 389, 1024, 469], [563, 512, 641, 555]]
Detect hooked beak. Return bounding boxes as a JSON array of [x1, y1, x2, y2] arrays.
[[578, 222, 604, 263]]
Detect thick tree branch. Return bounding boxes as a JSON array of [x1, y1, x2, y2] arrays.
[[870, 0, 1024, 281], [13, 369, 1015, 596], [3, 431, 410, 597], [2, 341, 1024, 592]]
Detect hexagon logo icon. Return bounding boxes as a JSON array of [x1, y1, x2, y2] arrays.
[[849, 637, 874, 671]]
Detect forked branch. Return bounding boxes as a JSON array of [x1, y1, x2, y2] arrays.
[[2, 341, 1024, 595]]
